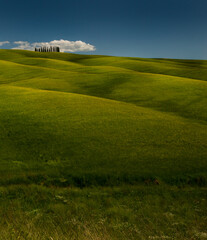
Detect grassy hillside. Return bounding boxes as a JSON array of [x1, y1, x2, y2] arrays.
[[0, 50, 207, 239], [0, 49, 207, 185]]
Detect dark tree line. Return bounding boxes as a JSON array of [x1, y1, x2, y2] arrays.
[[35, 46, 60, 52]]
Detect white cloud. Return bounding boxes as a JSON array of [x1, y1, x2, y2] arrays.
[[0, 41, 10, 46], [13, 39, 96, 52], [13, 41, 33, 50]]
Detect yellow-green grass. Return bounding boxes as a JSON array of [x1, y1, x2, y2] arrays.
[[0, 49, 207, 186], [1, 50, 207, 123], [1, 50, 207, 239]]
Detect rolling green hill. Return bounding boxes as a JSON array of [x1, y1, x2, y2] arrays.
[[0, 49, 207, 186], [0, 50, 207, 239]]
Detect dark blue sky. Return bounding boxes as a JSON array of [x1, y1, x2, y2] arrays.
[[0, 0, 207, 59]]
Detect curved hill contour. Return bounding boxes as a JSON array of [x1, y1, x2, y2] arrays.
[[0, 50, 207, 186]]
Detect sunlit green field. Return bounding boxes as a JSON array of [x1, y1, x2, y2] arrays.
[[0, 50, 206, 239]]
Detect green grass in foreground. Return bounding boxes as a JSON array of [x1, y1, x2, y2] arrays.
[[0, 185, 207, 240], [0, 50, 207, 239]]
